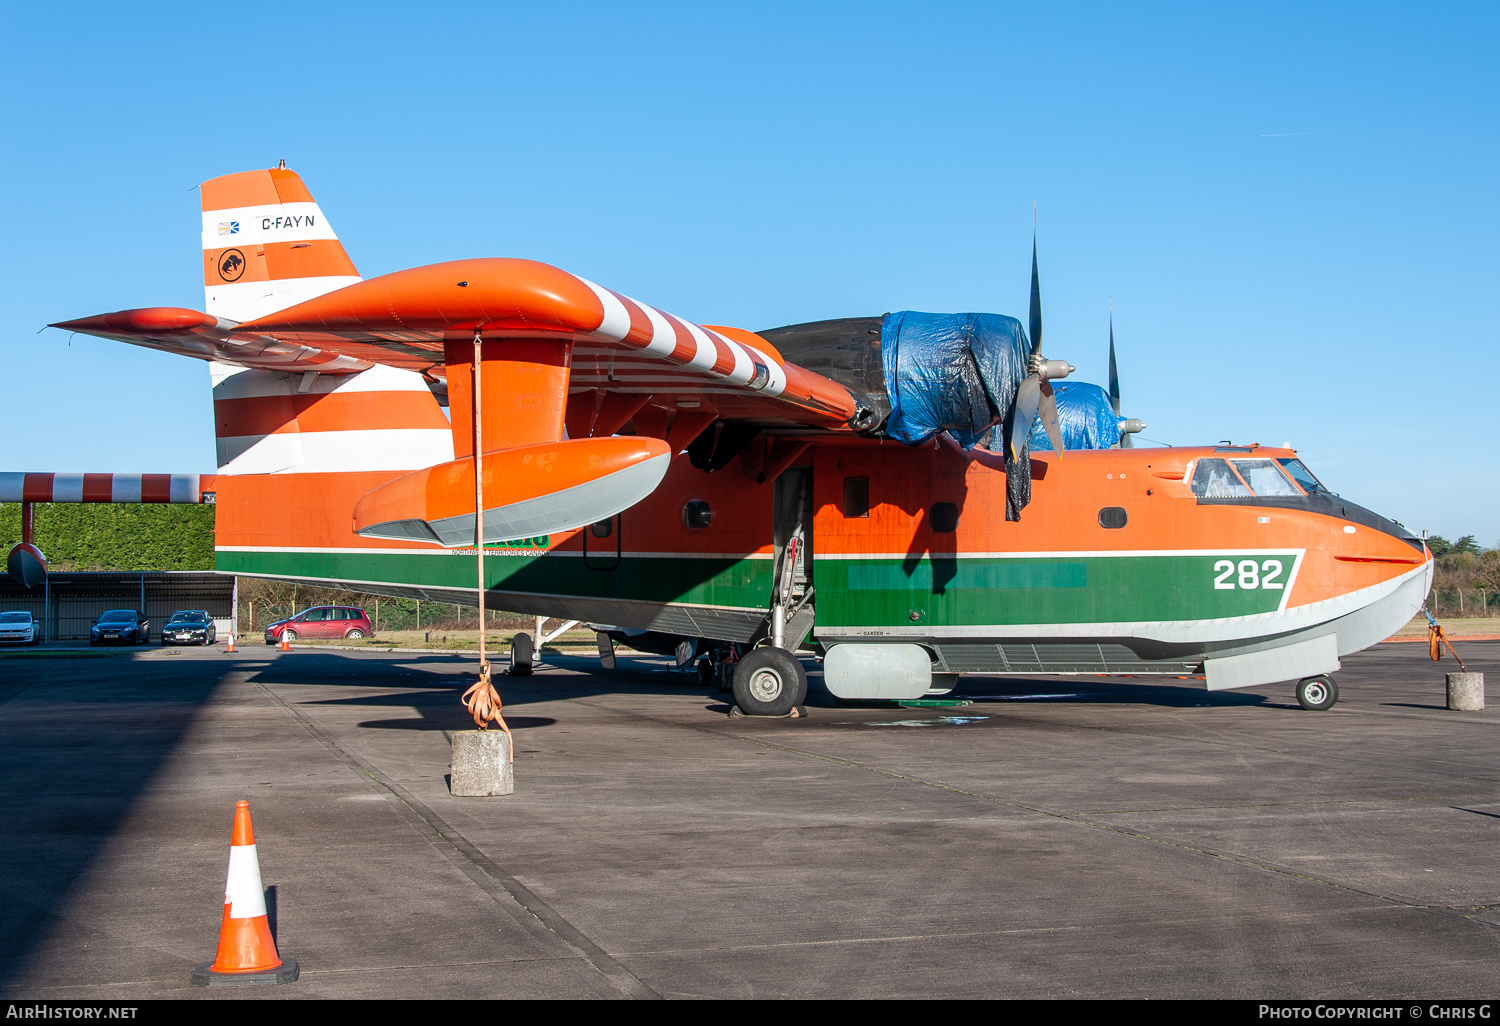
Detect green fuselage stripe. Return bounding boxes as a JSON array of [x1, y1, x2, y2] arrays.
[[216, 549, 773, 610], [217, 549, 1295, 627]]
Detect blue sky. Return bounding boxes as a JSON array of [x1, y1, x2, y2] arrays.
[[3, 2, 1495, 542]]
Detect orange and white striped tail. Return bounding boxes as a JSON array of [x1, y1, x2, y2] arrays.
[[201, 166, 360, 323], [211, 800, 282, 974]]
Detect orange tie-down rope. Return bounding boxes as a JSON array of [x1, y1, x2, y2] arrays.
[[1423, 607, 1468, 671], [462, 662, 514, 750]]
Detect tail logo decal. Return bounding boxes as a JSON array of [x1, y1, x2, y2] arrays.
[[218, 221, 239, 235], [218, 250, 246, 282]]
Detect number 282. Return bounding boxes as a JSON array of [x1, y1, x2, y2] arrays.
[[1214, 559, 1284, 590]]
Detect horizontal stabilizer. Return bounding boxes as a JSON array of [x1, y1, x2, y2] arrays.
[[50, 307, 373, 376]]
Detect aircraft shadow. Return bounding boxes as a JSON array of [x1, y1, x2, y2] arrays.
[[237, 649, 1285, 713], [0, 657, 231, 992]]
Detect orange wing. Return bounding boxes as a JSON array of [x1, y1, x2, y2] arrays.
[[53, 257, 870, 432]]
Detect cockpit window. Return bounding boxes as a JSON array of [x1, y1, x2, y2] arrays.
[[1233, 459, 1301, 497], [1190, 458, 1251, 498], [1277, 458, 1326, 495]]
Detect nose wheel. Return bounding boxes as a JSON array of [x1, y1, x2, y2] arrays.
[[1296, 675, 1338, 711]]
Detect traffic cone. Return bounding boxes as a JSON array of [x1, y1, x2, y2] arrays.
[[226, 635, 235, 653], [279, 635, 290, 652], [191, 800, 298, 986]]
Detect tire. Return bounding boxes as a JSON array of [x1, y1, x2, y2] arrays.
[[696, 658, 714, 686], [732, 647, 808, 716], [510, 632, 533, 677], [1296, 675, 1338, 711], [345, 628, 365, 640]]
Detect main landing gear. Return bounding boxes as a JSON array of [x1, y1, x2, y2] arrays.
[[1296, 674, 1338, 711], [731, 647, 808, 717]]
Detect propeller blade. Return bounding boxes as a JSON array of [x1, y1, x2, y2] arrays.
[[1107, 309, 1120, 416], [1028, 233, 1043, 357], [1039, 380, 1064, 456], [1009, 374, 1041, 461]]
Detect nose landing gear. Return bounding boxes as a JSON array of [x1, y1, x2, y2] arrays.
[[1296, 674, 1338, 711]]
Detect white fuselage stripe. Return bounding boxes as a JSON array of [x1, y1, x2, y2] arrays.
[[216, 428, 454, 475]]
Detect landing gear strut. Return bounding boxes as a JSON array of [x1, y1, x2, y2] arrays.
[[1296, 674, 1338, 711], [731, 647, 808, 716]]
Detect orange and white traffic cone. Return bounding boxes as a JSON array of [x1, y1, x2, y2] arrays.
[[279, 635, 290, 652], [226, 635, 235, 653], [191, 800, 298, 986]]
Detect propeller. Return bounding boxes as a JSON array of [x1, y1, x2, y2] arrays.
[[1107, 306, 1146, 447], [1007, 229, 1074, 461]]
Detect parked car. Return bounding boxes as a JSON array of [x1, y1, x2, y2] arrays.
[[264, 606, 373, 644], [91, 609, 149, 646], [0, 611, 40, 645], [161, 610, 217, 646]]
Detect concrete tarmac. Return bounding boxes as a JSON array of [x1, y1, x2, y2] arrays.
[[1, 641, 1497, 999]]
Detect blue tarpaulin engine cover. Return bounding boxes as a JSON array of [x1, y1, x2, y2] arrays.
[[880, 311, 1033, 519], [1027, 381, 1120, 451]]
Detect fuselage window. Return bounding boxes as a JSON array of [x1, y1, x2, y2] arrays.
[[682, 500, 713, 531], [843, 477, 870, 518], [1277, 458, 1326, 495], [1190, 458, 1251, 498], [931, 502, 960, 533], [1098, 507, 1127, 529], [1233, 459, 1301, 497]]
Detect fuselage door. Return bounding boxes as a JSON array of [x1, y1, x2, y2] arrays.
[[773, 467, 814, 602], [584, 515, 621, 571]]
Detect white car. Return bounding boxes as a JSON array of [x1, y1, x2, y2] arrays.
[[0, 611, 40, 645]]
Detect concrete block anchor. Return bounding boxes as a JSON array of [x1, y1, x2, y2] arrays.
[[1447, 672, 1485, 711], [450, 729, 514, 796]]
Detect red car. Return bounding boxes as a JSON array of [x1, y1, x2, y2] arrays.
[[264, 605, 373, 644]]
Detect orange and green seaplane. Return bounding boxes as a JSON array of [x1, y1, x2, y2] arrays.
[[48, 166, 1431, 717]]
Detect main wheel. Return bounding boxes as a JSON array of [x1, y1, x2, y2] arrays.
[[696, 657, 714, 686], [1296, 674, 1338, 711], [510, 632, 534, 677], [732, 647, 808, 716], [345, 628, 365, 640]]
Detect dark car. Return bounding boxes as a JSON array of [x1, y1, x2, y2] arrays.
[[265, 605, 373, 644], [91, 609, 149, 646], [161, 610, 217, 646]]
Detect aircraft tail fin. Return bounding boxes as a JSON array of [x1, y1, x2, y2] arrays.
[[201, 166, 361, 323]]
